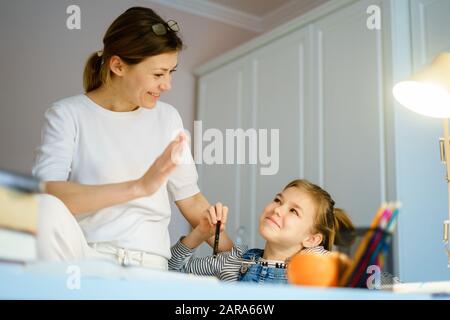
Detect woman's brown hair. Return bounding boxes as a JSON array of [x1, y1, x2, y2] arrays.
[[284, 179, 355, 251], [83, 7, 183, 92]]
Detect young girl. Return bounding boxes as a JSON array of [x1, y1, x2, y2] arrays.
[[169, 179, 355, 284]]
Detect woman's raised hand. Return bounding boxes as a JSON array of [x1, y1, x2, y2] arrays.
[[135, 132, 186, 197]]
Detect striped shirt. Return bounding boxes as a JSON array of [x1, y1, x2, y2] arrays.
[[169, 239, 330, 282]]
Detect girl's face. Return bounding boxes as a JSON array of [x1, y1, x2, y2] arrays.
[[118, 51, 178, 109], [259, 187, 320, 249]]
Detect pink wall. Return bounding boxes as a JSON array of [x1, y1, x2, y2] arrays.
[[0, 0, 259, 174], [0, 0, 259, 243], [145, 2, 259, 136]]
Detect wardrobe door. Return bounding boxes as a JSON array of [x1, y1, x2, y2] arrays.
[[411, 0, 450, 67], [196, 58, 253, 254], [311, 0, 387, 227], [250, 28, 312, 248]]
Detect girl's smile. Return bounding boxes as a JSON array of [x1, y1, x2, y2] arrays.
[[265, 216, 281, 229]]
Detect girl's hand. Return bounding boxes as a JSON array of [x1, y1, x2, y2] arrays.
[[195, 203, 228, 241], [135, 133, 186, 197], [180, 202, 229, 249]]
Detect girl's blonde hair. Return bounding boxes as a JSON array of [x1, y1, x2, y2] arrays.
[[83, 7, 183, 92], [284, 179, 355, 251]]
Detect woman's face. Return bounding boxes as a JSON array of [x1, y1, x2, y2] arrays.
[[259, 187, 319, 249], [120, 51, 178, 109]]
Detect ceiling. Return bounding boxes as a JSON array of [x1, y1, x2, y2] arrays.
[[149, 0, 329, 32], [205, 0, 296, 17]]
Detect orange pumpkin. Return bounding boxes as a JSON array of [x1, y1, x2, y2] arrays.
[[287, 252, 350, 287]]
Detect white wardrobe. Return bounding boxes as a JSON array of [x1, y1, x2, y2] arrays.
[[194, 0, 450, 282]]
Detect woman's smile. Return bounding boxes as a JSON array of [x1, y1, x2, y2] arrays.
[[148, 91, 160, 98], [145, 91, 160, 106]]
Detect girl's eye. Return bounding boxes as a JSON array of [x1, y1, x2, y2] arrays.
[[274, 198, 280, 203], [170, 69, 177, 74], [290, 208, 299, 216], [154, 74, 164, 78]]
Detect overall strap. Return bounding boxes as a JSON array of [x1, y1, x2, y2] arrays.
[[241, 248, 263, 260], [238, 248, 263, 280]]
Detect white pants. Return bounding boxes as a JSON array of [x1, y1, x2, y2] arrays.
[[36, 194, 168, 270]]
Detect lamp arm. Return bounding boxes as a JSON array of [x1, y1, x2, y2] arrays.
[[441, 119, 450, 267]]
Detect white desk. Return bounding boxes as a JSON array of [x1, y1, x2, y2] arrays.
[[0, 260, 442, 300]]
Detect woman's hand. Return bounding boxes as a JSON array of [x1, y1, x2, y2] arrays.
[[195, 203, 228, 240], [135, 133, 186, 197], [43, 132, 188, 215], [181, 203, 228, 249]]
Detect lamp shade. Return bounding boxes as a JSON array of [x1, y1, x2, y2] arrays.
[[393, 52, 450, 118]]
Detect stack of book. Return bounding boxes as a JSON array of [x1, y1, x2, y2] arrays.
[[339, 202, 400, 288], [0, 170, 42, 263]]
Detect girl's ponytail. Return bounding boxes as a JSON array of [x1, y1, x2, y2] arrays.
[[332, 208, 356, 247]]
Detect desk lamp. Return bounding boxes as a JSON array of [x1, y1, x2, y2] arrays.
[[393, 52, 450, 267]]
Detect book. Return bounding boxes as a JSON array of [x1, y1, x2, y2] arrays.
[[0, 171, 39, 263], [0, 228, 37, 263], [0, 186, 38, 234], [0, 169, 42, 193]]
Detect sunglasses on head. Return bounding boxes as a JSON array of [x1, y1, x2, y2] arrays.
[[151, 20, 180, 36]]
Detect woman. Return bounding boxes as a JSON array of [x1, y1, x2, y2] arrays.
[[32, 7, 232, 270]]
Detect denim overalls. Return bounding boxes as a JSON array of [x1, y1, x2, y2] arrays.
[[238, 249, 288, 284]]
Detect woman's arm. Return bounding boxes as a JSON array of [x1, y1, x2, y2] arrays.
[[44, 180, 142, 215], [181, 203, 227, 249], [176, 193, 234, 251], [44, 134, 185, 215]]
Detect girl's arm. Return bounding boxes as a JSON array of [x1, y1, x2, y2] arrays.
[[43, 134, 185, 215], [169, 204, 229, 275], [180, 225, 210, 249], [176, 194, 234, 251], [169, 239, 231, 277]]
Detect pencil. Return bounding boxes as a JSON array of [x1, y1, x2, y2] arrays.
[[213, 220, 221, 258], [339, 204, 387, 286]]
